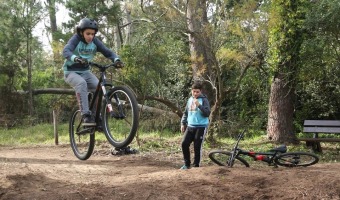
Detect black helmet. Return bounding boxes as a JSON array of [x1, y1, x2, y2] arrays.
[[76, 18, 98, 33]]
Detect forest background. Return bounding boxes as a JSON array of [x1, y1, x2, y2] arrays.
[[1, 0, 340, 144]]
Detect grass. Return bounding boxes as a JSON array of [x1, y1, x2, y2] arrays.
[[0, 123, 68, 146], [0, 123, 339, 163]]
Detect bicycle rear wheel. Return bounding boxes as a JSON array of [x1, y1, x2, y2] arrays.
[[69, 109, 95, 160], [209, 150, 250, 167], [274, 152, 319, 167], [102, 86, 139, 148]]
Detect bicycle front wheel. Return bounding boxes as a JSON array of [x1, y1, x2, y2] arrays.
[[274, 152, 319, 167], [209, 150, 250, 167], [69, 109, 95, 160], [102, 86, 139, 148]]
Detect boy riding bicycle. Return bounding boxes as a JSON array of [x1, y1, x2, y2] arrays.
[[62, 18, 124, 126]]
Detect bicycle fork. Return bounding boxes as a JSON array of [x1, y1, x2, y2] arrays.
[[101, 84, 125, 119], [227, 149, 239, 167]]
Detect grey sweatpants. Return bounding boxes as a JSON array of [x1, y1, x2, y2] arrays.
[[64, 71, 99, 115]]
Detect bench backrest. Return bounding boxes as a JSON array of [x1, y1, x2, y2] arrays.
[[303, 120, 340, 133]]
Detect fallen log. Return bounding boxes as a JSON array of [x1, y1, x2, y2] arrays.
[[16, 88, 181, 118]]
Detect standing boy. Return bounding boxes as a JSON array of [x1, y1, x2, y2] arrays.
[[180, 81, 211, 169]]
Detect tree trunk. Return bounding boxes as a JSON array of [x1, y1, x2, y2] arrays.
[[186, 0, 216, 102], [186, 0, 221, 142], [266, 0, 305, 144], [267, 73, 296, 143], [46, 0, 58, 60], [26, 0, 34, 116], [47, 0, 57, 41]]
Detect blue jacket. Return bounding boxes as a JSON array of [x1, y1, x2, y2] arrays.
[[62, 34, 119, 74], [181, 94, 210, 127]]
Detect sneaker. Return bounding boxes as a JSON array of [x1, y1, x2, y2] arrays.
[[180, 165, 190, 170], [83, 114, 96, 126]]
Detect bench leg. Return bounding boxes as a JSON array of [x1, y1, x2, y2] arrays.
[[305, 141, 322, 153], [315, 142, 322, 153]]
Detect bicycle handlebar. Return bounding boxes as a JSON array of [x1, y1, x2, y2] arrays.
[[88, 61, 119, 70]]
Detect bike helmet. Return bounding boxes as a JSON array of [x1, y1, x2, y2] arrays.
[[76, 18, 98, 34]]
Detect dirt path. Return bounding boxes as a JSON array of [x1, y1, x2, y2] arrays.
[[0, 145, 339, 200]]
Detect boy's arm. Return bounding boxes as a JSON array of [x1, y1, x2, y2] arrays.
[[181, 105, 188, 126], [93, 38, 120, 62], [62, 34, 80, 62], [180, 106, 188, 133], [198, 98, 211, 117]]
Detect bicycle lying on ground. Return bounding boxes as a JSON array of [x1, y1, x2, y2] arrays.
[[209, 130, 319, 168], [69, 61, 139, 160]]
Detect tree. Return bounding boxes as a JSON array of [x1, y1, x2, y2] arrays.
[[266, 0, 307, 143], [64, 0, 122, 49], [123, 0, 270, 137], [296, 0, 340, 122], [186, 0, 216, 102], [22, 0, 44, 115], [0, 0, 43, 116], [45, 0, 63, 60]]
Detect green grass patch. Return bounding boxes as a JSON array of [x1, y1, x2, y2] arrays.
[[0, 123, 339, 163], [0, 123, 70, 146]]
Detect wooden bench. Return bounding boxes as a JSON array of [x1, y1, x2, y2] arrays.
[[299, 120, 340, 152]]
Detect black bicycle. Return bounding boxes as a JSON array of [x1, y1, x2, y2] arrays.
[[209, 130, 319, 167], [69, 62, 139, 160]]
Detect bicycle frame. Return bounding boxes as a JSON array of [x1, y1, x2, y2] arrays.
[[69, 61, 139, 160], [227, 129, 287, 167], [88, 62, 123, 125], [210, 128, 319, 168], [233, 147, 286, 166]]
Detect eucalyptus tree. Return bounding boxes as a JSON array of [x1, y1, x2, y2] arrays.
[[266, 0, 308, 143], [0, 0, 43, 116], [56, 0, 270, 136], [117, 1, 191, 115], [296, 0, 340, 122], [209, 0, 270, 135], [44, 0, 65, 61], [0, 1, 25, 114], [125, 0, 270, 138], [23, 0, 44, 115]]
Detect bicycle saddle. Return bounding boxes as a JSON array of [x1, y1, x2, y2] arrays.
[[269, 145, 287, 153]]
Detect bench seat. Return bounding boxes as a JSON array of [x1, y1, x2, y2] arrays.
[[299, 120, 340, 152]]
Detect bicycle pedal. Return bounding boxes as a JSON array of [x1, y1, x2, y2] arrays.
[[77, 128, 93, 135]]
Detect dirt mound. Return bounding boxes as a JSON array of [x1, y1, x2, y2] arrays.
[[0, 145, 339, 200]]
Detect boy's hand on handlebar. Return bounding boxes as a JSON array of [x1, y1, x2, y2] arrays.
[[113, 60, 124, 68], [74, 57, 88, 65]]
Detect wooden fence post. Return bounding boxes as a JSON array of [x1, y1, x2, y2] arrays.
[[53, 110, 58, 145]]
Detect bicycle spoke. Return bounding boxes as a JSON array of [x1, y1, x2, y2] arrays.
[[209, 150, 249, 167], [103, 86, 138, 148], [275, 152, 319, 167], [69, 110, 95, 160]]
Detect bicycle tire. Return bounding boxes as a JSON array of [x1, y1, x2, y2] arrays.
[[102, 86, 139, 148], [69, 109, 95, 160], [274, 152, 319, 167], [209, 150, 250, 167]]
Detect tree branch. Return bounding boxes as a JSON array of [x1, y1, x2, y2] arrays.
[[139, 95, 183, 118]]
